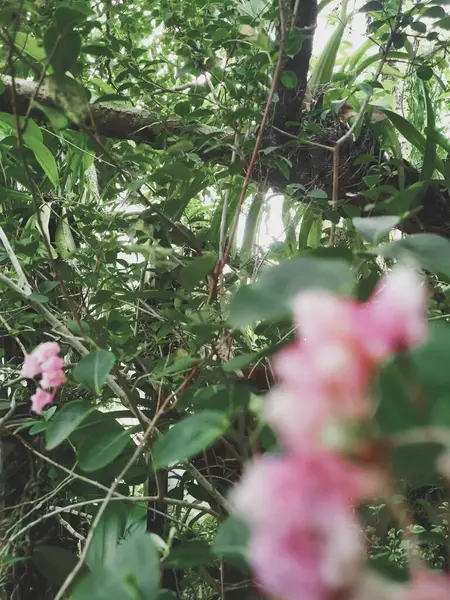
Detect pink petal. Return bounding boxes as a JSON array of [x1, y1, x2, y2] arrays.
[[40, 369, 66, 389], [30, 388, 55, 414], [21, 354, 42, 379], [400, 571, 450, 600], [33, 341, 61, 363]]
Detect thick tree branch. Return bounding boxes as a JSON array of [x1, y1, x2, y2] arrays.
[[0, 75, 225, 148]]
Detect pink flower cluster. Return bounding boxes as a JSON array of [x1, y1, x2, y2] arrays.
[[21, 342, 65, 413], [232, 267, 447, 600]]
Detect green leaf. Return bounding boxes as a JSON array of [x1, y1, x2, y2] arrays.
[[45, 400, 94, 450], [211, 28, 229, 43], [222, 352, 259, 372], [213, 515, 250, 562], [23, 136, 58, 188], [54, 6, 89, 28], [153, 411, 229, 468], [374, 361, 420, 434], [73, 350, 116, 395], [34, 546, 84, 587], [73, 530, 160, 600], [281, 70, 297, 89], [44, 28, 81, 74], [417, 66, 433, 81], [14, 32, 46, 62], [411, 20, 427, 34], [422, 6, 446, 18], [180, 252, 217, 290], [369, 233, 450, 277], [359, 0, 383, 11], [420, 82, 436, 181], [77, 424, 131, 472], [353, 216, 399, 244], [27, 292, 50, 303], [86, 503, 128, 571], [436, 16, 450, 29], [285, 28, 304, 57], [410, 324, 450, 398], [164, 540, 213, 568], [229, 257, 353, 327], [392, 443, 443, 488], [167, 140, 194, 154], [382, 109, 426, 153]]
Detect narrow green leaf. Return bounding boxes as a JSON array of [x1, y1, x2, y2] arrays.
[[23, 136, 58, 187], [359, 0, 383, 11], [73, 350, 116, 395], [153, 411, 229, 468], [46, 400, 94, 450], [420, 82, 436, 181]]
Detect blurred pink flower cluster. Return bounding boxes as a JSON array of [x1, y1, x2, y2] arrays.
[[232, 267, 449, 599], [21, 342, 65, 413]]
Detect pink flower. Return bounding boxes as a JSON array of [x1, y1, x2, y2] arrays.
[[232, 452, 366, 600], [232, 452, 371, 527], [33, 341, 61, 363], [364, 267, 427, 360], [21, 353, 42, 379], [30, 388, 55, 414], [400, 571, 450, 600], [40, 356, 66, 389]]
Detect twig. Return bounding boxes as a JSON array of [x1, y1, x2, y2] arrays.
[[0, 225, 32, 294], [208, 0, 287, 301], [184, 462, 233, 513], [54, 367, 198, 600], [0, 271, 149, 426], [56, 515, 86, 542], [0, 391, 17, 428]]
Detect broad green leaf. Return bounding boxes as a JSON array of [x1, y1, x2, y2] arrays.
[[73, 350, 116, 395], [54, 6, 90, 28], [34, 546, 85, 587], [86, 503, 128, 571], [73, 530, 160, 600], [14, 32, 46, 62], [285, 28, 304, 57], [410, 324, 450, 398], [164, 540, 213, 568], [281, 70, 297, 89], [47, 75, 88, 123], [369, 233, 450, 277], [27, 292, 49, 303], [23, 136, 58, 187], [229, 257, 353, 327], [46, 400, 94, 450], [44, 28, 81, 74], [77, 424, 131, 472], [374, 361, 420, 434], [213, 515, 250, 563], [392, 443, 443, 488], [180, 252, 217, 290], [359, 0, 383, 11], [353, 216, 400, 244], [153, 411, 229, 468]]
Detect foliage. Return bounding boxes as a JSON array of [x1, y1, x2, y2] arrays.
[[0, 0, 450, 598]]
